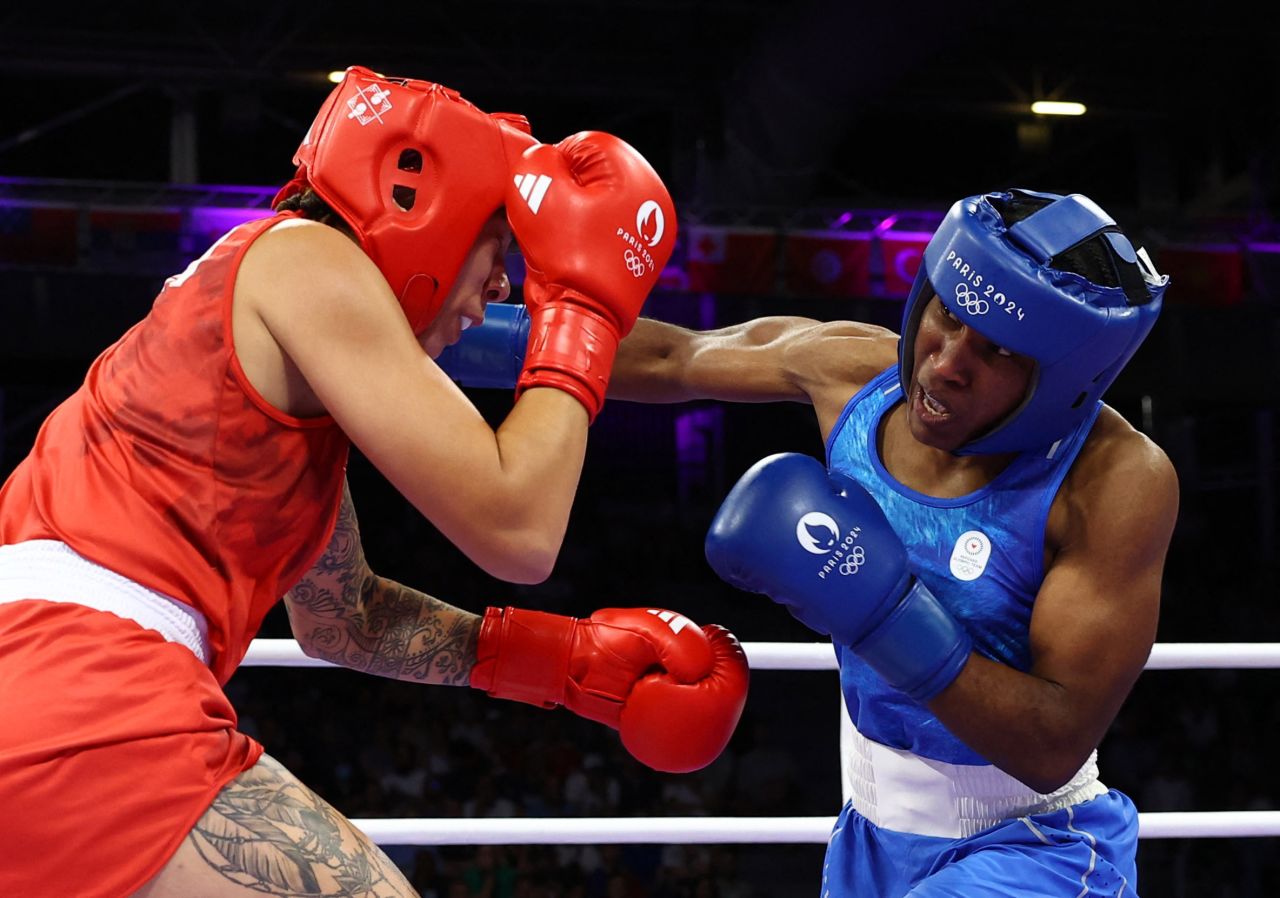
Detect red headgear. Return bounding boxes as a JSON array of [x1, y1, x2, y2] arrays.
[[273, 66, 536, 332]]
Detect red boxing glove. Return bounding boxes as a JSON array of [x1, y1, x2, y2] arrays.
[[470, 606, 748, 773], [505, 132, 677, 421]]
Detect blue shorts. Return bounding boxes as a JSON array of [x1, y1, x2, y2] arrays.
[[821, 790, 1139, 897]]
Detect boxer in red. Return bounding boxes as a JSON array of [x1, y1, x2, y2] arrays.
[[0, 66, 748, 897]]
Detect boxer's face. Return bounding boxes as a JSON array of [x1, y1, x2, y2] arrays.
[[418, 212, 513, 358], [906, 295, 1035, 452]]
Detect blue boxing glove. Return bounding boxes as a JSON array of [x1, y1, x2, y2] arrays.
[[433, 303, 530, 388], [705, 453, 972, 702]]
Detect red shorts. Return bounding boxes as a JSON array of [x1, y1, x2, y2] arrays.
[[0, 600, 263, 897]]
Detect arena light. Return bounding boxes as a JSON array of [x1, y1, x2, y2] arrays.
[[1031, 100, 1086, 116], [327, 70, 346, 84]]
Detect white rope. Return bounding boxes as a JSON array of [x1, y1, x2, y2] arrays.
[[1139, 812, 1280, 839], [249, 638, 1280, 844], [243, 639, 1280, 671], [346, 812, 1280, 845], [1144, 644, 1280, 669], [244, 639, 333, 667], [351, 816, 836, 845]]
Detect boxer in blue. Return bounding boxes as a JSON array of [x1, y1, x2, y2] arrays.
[[437, 189, 1179, 896]]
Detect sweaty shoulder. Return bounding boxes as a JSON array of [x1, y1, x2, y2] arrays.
[[232, 218, 408, 417], [785, 320, 899, 437], [1047, 405, 1179, 559], [238, 218, 390, 315]]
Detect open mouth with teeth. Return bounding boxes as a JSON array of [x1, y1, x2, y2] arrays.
[[915, 384, 952, 421]]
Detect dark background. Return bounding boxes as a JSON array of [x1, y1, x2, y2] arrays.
[[2, 3, 1277, 895]]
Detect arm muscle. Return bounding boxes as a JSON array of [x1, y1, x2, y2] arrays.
[[928, 415, 1178, 791], [611, 316, 897, 436]]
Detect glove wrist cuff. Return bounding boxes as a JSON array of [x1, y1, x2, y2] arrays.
[[470, 606, 577, 707], [516, 303, 620, 421], [854, 580, 973, 703]]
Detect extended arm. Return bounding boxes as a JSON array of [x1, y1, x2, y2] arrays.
[[608, 317, 901, 436], [439, 311, 899, 438], [285, 480, 750, 773], [609, 316, 837, 404]]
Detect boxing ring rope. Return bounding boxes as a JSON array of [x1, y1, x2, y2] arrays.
[[345, 813, 1280, 845], [243, 638, 1280, 842], [244, 639, 1280, 670]]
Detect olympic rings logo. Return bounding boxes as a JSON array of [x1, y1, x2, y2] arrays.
[[838, 546, 866, 576], [624, 249, 647, 279], [954, 283, 989, 315]]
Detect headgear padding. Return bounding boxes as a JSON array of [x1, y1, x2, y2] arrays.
[[273, 66, 536, 332], [898, 189, 1168, 455]]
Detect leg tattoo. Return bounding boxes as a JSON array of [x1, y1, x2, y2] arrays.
[[189, 755, 414, 897]]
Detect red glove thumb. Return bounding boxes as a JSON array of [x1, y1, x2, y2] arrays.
[[618, 624, 749, 773]]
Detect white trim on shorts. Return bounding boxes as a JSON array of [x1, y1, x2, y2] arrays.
[[840, 709, 1107, 839], [0, 539, 211, 665]]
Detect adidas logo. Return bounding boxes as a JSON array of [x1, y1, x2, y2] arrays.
[[513, 173, 553, 214], [648, 608, 693, 635]]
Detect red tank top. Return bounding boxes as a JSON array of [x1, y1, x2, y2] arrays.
[[0, 212, 350, 683]]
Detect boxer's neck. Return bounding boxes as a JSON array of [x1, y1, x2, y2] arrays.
[[877, 403, 1018, 499]]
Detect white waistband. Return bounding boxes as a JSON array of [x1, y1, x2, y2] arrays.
[[0, 539, 211, 665], [840, 706, 1107, 839]]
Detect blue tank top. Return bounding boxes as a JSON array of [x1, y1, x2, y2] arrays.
[[825, 367, 1101, 764]]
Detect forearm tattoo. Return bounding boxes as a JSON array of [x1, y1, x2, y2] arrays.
[[286, 481, 480, 685], [191, 755, 414, 897]]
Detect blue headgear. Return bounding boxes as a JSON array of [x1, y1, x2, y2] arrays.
[[898, 189, 1168, 456]]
